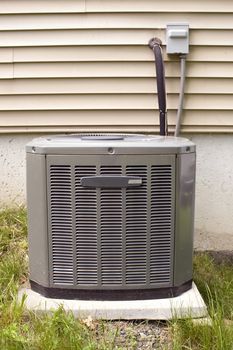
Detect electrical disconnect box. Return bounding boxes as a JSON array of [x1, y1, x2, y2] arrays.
[[166, 24, 189, 54]]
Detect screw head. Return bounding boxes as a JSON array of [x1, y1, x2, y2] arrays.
[[108, 147, 114, 154]]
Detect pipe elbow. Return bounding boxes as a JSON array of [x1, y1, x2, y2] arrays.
[[148, 37, 163, 49]]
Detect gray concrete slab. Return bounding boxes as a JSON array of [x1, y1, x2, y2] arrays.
[[18, 282, 207, 320]]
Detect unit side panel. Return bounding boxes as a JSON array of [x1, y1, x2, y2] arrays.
[[27, 153, 49, 286], [174, 153, 196, 286]]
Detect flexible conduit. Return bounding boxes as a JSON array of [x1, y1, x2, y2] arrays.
[[148, 38, 168, 136], [175, 54, 187, 137]]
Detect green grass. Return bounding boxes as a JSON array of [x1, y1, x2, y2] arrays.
[[0, 208, 233, 349], [167, 254, 233, 350], [0, 208, 117, 350], [194, 253, 233, 320]]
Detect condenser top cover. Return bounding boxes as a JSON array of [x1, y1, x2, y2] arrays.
[[26, 134, 195, 155]]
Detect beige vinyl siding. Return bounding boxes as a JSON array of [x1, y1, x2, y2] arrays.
[[1, 0, 233, 14], [0, 0, 232, 134]]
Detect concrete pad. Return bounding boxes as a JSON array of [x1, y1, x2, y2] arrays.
[[18, 282, 208, 320]]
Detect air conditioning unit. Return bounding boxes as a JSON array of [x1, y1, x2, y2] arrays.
[[26, 133, 195, 300]]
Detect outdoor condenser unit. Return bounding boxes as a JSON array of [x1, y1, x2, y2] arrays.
[[26, 134, 195, 300]]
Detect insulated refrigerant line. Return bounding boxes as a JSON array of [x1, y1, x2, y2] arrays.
[[148, 38, 168, 136]]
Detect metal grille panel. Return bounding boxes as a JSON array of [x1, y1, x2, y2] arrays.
[[50, 165, 74, 285], [100, 166, 123, 285], [48, 156, 175, 289], [150, 165, 173, 284], [75, 166, 98, 285], [125, 166, 147, 285]]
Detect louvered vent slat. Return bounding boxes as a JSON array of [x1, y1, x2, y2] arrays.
[[126, 166, 147, 285], [100, 166, 123, 285], [150, 165, 173, 284], [50, 165, 74, 285], [75, 166, 98, 285]]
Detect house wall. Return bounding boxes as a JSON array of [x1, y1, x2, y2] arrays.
[[0, 0, 232, 133], [0, 1, 233, 250]]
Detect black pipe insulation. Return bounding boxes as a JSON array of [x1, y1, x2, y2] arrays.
[[148, 38, 168, 136]]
